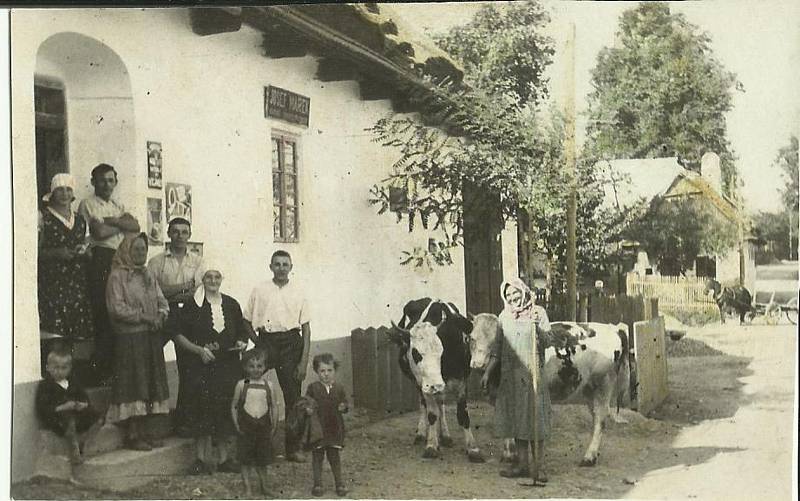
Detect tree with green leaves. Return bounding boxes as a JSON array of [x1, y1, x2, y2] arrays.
[[776, 135, 798, 212], [369, 1, 631, 287], [584, 2, 742, 196], [625, 197, 738, 276], [434, 1, 554, 108]]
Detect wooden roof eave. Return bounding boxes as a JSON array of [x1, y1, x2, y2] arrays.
[[248, 6, 436, 100]]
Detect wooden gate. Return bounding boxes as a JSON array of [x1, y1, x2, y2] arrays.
[[632, 316, 668, 415], [463, 182, 505, 315], [350, 326, 419, 414]]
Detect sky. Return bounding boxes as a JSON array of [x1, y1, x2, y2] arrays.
[[392, 0, 800, 214]]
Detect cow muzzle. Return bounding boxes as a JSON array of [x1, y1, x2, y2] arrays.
[[422, 381, 446, 395]]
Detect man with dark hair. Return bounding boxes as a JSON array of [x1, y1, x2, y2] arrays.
[[78, 163, 140, 381], [243, 251, 311, 463], [147, 216, 206, 435]]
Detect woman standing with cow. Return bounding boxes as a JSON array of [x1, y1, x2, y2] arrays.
[[482, 278, 552, 484]]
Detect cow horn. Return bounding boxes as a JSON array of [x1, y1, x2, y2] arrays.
[[390, 320, 410, 334]]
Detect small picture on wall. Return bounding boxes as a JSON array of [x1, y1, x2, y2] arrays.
[[165, 182, 192, 223], [146, 197, 163, 245], [147, 141, 163, 189]]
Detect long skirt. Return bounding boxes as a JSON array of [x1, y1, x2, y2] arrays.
[[106, 329, 170, 422]]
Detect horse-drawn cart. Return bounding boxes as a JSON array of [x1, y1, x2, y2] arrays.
[[751, 290, 798, 325]]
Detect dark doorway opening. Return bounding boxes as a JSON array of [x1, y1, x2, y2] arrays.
[[34, 78, 68, 203]]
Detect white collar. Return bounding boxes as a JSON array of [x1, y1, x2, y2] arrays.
[[46, 206, 75, 229]]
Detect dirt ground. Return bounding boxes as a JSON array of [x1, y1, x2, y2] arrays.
[[12, 325, 785, 500]]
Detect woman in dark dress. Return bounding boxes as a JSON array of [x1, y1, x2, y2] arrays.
[[37, 173, 94, 341], [175, 267, 248, 474]]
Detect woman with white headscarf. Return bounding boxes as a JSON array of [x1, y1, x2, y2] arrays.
[[483, 278, 555, 483], [175, 267, 248, 475], [38, 173, 95, 341]]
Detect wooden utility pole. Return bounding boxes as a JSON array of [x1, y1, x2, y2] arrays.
[[565, 22, 578, 321]]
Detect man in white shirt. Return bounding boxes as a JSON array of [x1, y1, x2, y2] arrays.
[[147, 216, 205, 435], [77, 163, 140, 381], [243, 250, 311, 463]]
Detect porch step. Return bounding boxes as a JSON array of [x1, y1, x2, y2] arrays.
[[73, 437, 195, 491], [83, 423, 125, 456]]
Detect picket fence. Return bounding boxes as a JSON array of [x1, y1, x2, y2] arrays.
[[626, 273, 717, 313]]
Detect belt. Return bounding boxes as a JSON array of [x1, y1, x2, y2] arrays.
[[258, 328, 300, 336]]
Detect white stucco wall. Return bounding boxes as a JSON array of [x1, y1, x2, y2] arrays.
[[11, 8, 501, 386]]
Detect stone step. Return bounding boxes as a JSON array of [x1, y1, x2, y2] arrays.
[[83, 423, 125, 456], [73, 437, 195, 491]]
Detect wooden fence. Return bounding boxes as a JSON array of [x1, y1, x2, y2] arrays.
[[351, 294, 667, 416], [351, 326, 419, 414], [626, 273, 717, 314]]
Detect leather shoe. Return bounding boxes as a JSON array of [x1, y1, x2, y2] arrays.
[[311, 486, 324, 497], [336, 485, 349, 497]]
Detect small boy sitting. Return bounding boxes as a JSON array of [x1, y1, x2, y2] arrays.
[[35, 345, 102, 464]]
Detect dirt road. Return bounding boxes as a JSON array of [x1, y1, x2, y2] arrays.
[[624, 322, 797, 500], [11, 322, 797, 499]]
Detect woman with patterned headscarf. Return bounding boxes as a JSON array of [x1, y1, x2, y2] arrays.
[[104, 232, 170, 450], [483, 278, 553, 483]]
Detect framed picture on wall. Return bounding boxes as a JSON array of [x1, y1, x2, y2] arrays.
[[165, 182, 192, 223], [147, 141, 163, 189], [146, 197, 163, 244]]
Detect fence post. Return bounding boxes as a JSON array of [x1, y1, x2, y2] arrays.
[[351, 328, 379, 411], [578, 293, 588, 322]]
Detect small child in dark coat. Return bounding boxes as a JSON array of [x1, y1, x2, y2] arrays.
[[305, 353, 349, 497], [35, 347, 101, 464]]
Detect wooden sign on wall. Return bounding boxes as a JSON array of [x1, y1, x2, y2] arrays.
[[265, 85, 310, 126]]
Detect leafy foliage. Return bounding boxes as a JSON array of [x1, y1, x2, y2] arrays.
[[776, 135, 799, 212], [434, 1, 555, 107], [751, 211, 798, 263], [584, 2, 742, 195], [625, 197, 738, 276]]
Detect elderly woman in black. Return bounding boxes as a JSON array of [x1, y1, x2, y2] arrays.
[[175, 267, 248, 475]]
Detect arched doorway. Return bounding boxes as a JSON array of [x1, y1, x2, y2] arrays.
[[35, 32, 136, 204], [35, 33, 136, 377]]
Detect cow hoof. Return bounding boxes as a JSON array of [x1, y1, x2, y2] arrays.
[[440, 436, 454, 448], [413, 435, 425, 445], [422, 447, 440, 459], [467, 450, 486, 463], [580, 457, 598, 467]]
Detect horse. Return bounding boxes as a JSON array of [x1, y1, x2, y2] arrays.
[[704, 278, 754, 324]]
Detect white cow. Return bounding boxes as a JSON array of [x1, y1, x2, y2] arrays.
[[468, 314, 631, 466]]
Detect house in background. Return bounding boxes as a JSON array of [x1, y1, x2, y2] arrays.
[[11, 5, 519, 484], [599, 153, 756, 294]]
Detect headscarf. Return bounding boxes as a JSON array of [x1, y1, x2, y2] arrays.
[[42, 173, 76, 202], [194, 267, 226, 333], [500, 278, 535, 320], [111, 232, 152, 286]]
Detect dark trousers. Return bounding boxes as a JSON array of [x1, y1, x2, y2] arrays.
[[165, 303, 190, 434], [88, 246, 116, 379], [256, 329, 303, 455]]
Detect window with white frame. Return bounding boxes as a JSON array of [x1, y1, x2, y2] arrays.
[[272, 133, 300, 242]]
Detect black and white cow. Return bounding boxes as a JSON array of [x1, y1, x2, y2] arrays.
[[468, 315, 631, 466], [389, 298, 485, 462]]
